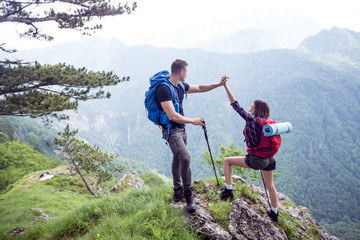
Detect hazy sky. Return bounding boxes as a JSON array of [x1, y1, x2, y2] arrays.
[[2, 0, 360, 50]]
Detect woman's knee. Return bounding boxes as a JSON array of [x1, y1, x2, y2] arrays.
[[224, 156, 248, 168], [224, 157, 231, 166]]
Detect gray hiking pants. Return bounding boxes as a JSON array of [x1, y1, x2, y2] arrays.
[[162, 127, 192, 192]]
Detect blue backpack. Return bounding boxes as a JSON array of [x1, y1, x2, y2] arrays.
[[144, 70, 186, 132]]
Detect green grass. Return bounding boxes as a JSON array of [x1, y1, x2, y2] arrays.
[[209, 202, 232, 230], [306, 223, 321, 240], [236, 182, 259, 201], [0, 170, 200, 240], [0, 169, 323, 240], [0, 167, 93, 239], [276, 209, 301, 240], [283, 200, 296, 208], [275, 209, 321, 240], [192, 178, 222, 202], [15, 188, 199, 240]]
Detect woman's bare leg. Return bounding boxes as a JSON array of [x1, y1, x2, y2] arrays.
[[223, 156, 249, 185], [262, 170, 278, 208]]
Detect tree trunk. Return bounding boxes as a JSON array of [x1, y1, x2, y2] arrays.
[[72, 160, 97, 197]]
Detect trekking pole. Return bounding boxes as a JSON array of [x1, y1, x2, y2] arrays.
[[202, 123, 220, 186], [260, 170, 272, 209]]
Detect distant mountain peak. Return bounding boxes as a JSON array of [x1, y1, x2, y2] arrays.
[[298, 27, 360, 61]]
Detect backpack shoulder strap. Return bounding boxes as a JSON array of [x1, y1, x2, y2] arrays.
[[160, 81, 178, 103], [257, 117, 274, 127], [178, 82, 185, 91], [178, 82, 187, 99]]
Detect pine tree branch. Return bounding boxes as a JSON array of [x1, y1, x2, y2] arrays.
[[1, 0, 136, 40], [1, 1, 32, 19], [0, 44, 17, 53], [0, 1, 134, 24], [0, 1, 134, 120]]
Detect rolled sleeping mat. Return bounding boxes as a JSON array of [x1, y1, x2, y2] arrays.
[[263, 122, 292, 137]]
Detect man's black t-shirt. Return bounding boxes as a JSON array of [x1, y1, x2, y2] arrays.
[[155, 81, 190, 129]]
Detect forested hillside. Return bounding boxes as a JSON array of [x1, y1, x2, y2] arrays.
[[0, 117, 152, 193], [2, 27, 359, 239], [0, 118, 59, 156], [0, 118, 63, 192]]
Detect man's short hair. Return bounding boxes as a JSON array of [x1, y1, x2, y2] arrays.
[[171, 59, 188, 75]]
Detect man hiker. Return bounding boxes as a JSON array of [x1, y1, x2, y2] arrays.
[[155, 59, 226, 213]]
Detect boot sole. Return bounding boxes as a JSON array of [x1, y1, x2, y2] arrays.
[[186, 206, 197, 213]]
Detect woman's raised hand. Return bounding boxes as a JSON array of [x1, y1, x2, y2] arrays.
[[221, 75, 229, 86]]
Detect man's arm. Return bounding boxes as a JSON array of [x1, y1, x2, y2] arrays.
[[187, 78, 226, 94], [161, 100, 204, 126]]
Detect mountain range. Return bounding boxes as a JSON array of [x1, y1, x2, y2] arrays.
[[2, 26, 360, 239], [182, 11, 321, 53]]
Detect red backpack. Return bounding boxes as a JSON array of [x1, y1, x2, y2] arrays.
[[244, 118, 282, 158]]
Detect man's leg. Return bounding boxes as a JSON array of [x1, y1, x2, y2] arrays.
[[162, 128, 183, 202], [172, 148, 184, 202], [179, 128, 192, 191], [167, 128, 191, 190], [167, 128, 196, 212]]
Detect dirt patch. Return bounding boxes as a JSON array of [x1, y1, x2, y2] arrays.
[[21, 174, 40, 191]]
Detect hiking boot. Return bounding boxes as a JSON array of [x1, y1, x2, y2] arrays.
[[173, 186, 184, 202], [184, 189, 197, 213], [266, 209, 279, 221], [220, 188, 234, 200]]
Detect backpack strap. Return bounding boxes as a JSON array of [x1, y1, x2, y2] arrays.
[[159, 81, 183, 138], [178, 82, 187, 99], [160, 81, 180, 110], [256, 117, 269, 127]]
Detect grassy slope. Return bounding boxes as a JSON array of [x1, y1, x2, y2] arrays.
[[0, 166, 92, 237], [0, 167, 198, 240], [0, 165, 328, 240]]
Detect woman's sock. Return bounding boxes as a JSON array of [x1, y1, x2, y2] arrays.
[[271, 207, 278, 214]]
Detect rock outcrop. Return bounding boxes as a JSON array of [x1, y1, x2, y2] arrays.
[[172, 177, 337, 240], [111, 170, 145, 192], [29, 208, 53, 224]]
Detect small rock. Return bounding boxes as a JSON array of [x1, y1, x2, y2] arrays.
[[232, 175, 246, 183], [29, 208, 53, 224], [8, 227, 28, 236], [111, 171, 144, 192]]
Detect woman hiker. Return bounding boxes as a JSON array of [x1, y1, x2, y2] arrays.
[[220, 76, 279, 221]]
